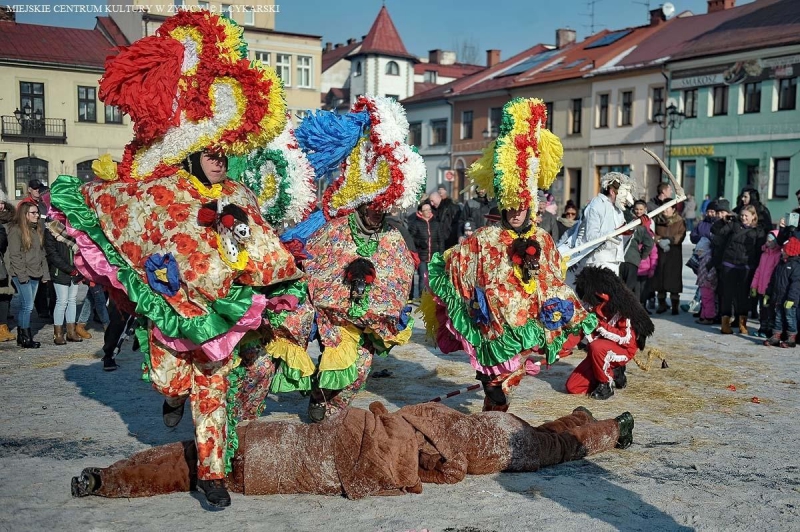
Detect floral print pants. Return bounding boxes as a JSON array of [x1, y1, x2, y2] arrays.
[[319, 344, 374, 418], [148, 335, 234, 480]]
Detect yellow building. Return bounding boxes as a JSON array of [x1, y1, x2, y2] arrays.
[[108, 0, 322, 123], [0, 12, 133, 199]]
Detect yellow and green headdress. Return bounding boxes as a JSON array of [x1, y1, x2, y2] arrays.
[[468, 97, 563, 213]]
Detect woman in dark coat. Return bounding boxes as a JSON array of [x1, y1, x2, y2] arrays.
[[734, 187, 772, 318], [713, 205, 764, 334], [44, 228, 84, 344], [0, 197, 16, 342], [652, 205, 686, 315]]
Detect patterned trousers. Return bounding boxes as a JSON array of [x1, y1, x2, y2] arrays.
[[317, 344, 374, 418], [148, 334, 234, 480]]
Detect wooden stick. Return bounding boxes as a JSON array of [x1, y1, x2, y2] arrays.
[[564, 148, 687, 262]]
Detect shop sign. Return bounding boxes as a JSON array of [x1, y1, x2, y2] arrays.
[[670, 145, 714, 157], [672, 54, 800, 89]]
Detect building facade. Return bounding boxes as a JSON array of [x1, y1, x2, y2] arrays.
[[109, 0, 321, 123], [0, 13, 132, 198]]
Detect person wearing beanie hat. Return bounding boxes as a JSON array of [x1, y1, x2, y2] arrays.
[[763, 237, 800, 347], [750, 230, 782, 337], [691, 201, 718, 245]]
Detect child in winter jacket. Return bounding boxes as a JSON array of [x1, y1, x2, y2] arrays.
[[751, 231, 782, 337], [695, 237, 718, 325], [764, 237, 800, 348]]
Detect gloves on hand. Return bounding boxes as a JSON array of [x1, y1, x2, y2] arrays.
[[750, 288, 757, 297], [786, 301, 795, 309], [639, 214, 651, 228], [657, 239, 671, 252], [763, 295, 770, 306]]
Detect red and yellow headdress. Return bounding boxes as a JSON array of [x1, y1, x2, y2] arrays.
[[468, 98, 563, 213], [97, 10, 286, 182]]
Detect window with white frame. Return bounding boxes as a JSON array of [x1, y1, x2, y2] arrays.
[[778, 78, 797, 111], [743, 82, 761, 114], [489, 106, 502, 137], [254, 51, 270, 66], [773, 158, 790, 198], [683, 89, 697, 118], [424, 70, 438, 83], [431, 119, 447, 146], [297, 55, 312, 88], [712, 86, 728, 116], [408, 122, 421, 146], [78, 86, 96, 122], [386, 61, 400, 76], [354, 61, 362, 77], [650, 87, 664, 121], [276, 54, 291, 86], [620, 91, 632, 125], [571, 98, 582, 134], [105, 105, 123, 124], [597, 93, 609, 128], [243, 6, 254, 25], [461, 110, 473, 140], [544, 102, 553, 130]]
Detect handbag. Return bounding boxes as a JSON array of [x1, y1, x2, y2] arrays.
[[686, 253, 700, 274]]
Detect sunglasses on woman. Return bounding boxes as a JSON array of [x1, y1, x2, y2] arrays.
[[564, 212, 577, 218]]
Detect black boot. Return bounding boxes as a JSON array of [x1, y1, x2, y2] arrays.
[[589, 382, 614, 400], [19, 328, 40, 348], [615, 412, 635, 449], [102, 355, 119, 372], [612, 366, 627, 389], [162, 398, 186, 428], [780, 333, 797, 348], [196, 478, 231, 508], [71, 468, 101, 497]]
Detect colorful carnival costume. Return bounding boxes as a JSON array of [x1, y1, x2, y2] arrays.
[[72, 401, 634, 500], [48, 11, 312, 507], [565, 267, 654, 400], [424, 98, 597, 412], [266, 95, 425, 422]]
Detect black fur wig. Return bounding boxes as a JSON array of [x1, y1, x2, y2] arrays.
[[574, 266, 655, 350]]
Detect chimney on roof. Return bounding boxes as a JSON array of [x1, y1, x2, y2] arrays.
[[429, 49, 444, 64], [556, 28, 576, 49], [649, 7, 667, 25], [707, 0, 735, 13], [324, 42, 333, 52], [347, 38, 356, 45], [362, 35, 367, 41], [486, 49, 501, 67], [335, 43, 342, 49], [0, 6, 15, 21]]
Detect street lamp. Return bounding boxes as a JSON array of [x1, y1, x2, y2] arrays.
[[12, 103, 42, 184], [653, 101, 685, 180]]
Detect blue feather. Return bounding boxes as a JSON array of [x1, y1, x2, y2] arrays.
[[280, 209, 326, 245], [295, 111, 370, 178]]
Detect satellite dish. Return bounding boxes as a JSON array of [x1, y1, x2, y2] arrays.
[[662, 2, 676, 19]]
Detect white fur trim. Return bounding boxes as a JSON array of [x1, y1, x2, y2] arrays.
[[595, 317, 632, 345], [602, 350, 629, 383]]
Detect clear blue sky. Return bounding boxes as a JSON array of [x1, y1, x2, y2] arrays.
[[13, 0, 756, 63]]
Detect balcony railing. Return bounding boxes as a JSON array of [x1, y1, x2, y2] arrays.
[[1, 116, 67, 143]]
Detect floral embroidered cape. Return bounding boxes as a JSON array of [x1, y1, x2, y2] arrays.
[[265, 215, 415, 392], [428, 225, 597, 371], [50, 173, 302, 360]]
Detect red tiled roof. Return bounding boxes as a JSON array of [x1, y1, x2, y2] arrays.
[[511, 24, 662, 88], [415, 62, 485, 78], [671, 0, 800, 61], [413, 82, 438, 94], [94, 16, 129, 47], [356, 6, 416, 61], [322, 40, 360, 72], [402, 80, 458, 104], [0, 20, 118, 69]]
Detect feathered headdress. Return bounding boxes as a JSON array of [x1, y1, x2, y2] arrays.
[[231, 115, 317, 225], [295, 95, 426, 219], [468, 97, 563, 213], [98, 10, 287, 182]]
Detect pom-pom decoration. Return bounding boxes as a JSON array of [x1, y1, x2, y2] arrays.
[[303, 95, 426, 219], [467, 98, 563, 212], [99, 10, 288, 182], [235, 115, 316, 225]]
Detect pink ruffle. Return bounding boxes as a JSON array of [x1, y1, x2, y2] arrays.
[[152, 294, 267, 361]]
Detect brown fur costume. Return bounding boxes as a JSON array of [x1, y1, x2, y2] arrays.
[[72, 402, 629, 500]]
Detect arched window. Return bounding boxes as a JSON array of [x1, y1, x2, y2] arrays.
[[14, 157, 47, 199], [76, 160, 95, 182], [354, 61, 362, 77], [385, 61, 399, 76]]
